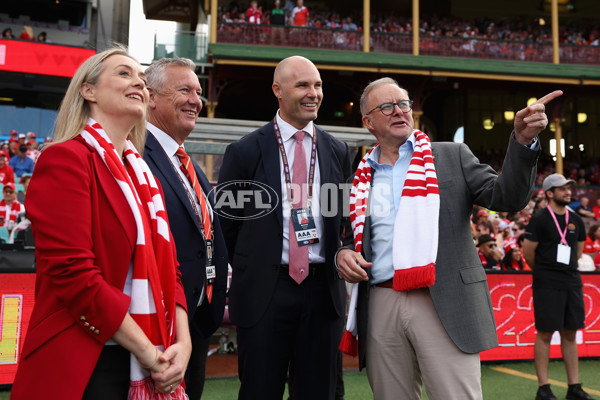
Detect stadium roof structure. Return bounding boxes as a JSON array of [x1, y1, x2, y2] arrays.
[[209, 43, 600, 86]]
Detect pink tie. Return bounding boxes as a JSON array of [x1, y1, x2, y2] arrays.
[[289, 131, 309, 284]]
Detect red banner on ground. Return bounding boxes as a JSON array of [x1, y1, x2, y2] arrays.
[[482, 273, 600, 362], [0, 273, 35, 386]]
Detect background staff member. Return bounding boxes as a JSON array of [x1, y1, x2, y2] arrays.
[[523, 174, 594, 400]]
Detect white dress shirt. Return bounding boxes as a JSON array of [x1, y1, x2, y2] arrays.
[[275, 111, 325, 264]]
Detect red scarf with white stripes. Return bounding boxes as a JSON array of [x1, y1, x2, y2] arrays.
[[0, 199, 23, 231], [340, 130, 439, 356], [81, 120, 186, 399]]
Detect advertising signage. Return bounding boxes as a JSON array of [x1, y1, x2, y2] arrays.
[[0, 39, 95, 78], [482, 273, 600, 362]]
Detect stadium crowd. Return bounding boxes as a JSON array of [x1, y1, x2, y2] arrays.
[[218, 2, 600, 45], [0, 129, 49, 243]]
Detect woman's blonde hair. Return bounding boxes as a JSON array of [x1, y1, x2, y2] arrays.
[[52, 45, 147, 152]]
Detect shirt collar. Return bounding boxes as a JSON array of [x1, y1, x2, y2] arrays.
[[367, 132, 416, 169], [275, 110, 314, 142], [147, 122, 182, 157]]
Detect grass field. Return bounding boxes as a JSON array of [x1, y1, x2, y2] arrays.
[[1, 360, 598, 399]]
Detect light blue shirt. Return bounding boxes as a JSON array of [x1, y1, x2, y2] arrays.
[[367, 134, 415, 284]]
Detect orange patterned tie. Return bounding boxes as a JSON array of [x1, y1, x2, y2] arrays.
[[176, 147, 214, 302]]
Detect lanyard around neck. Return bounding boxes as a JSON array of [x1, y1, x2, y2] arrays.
[[272, 117, 318, 209], [547, 206, 569, 245]]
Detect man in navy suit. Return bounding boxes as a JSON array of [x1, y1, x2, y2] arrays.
[[218, 56, 352, 399], [144, 58, 228, 400]]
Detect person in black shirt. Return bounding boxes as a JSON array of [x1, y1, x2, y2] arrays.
[[522, 174, 594, 400]]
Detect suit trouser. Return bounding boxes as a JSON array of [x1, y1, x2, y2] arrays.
[[82, 345, 130, 400], [185, 315, 211, 400], [237, 272, 343, 400], [366, 286, 482, 400]]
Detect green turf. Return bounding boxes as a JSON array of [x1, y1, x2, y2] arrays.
[[1, 360, 598, 399]]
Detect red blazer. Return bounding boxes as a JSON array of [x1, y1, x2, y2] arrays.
[[11, 137, 187, 399]]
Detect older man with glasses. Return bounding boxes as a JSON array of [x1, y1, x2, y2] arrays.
[[336, 77, 562, 400]]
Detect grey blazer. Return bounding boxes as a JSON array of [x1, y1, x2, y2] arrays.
[[353, 133, 540, 370]]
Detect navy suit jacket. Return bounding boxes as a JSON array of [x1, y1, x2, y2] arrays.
[[218, 121, 352, 328], [144, 131, 228, 338]]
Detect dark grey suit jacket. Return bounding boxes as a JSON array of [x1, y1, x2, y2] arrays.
[[353, 134, 540, 370]]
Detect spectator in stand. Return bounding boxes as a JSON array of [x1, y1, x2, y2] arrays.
[[534, 196, 548, 214], [291, 0, 309, 26], [26, 140, 40, 163], [17, 174, 31, 204], [583, 224, 600, 257], [17, 133, 26, 146], [477, 234, 502, 270], [2, 27, 14, 39], [9, 143, 35, 178], [0, 151, 15, 185], [575, 196, 595, 219], [8, 138, 18, 158], [1, 142, 10, 159], [37, 31, 47, 42], [0, 182, 24, 233], [476, 219, 493, 237], [502, 241, 531, 271], [473, 208, 489, 224], [19, 25, 34, 41], [510, 221, 527, 239], [593, 198, 600, 220], [575, 196, 596, 232], [270, 0, 286, 26], [246, 1, 263, 24]]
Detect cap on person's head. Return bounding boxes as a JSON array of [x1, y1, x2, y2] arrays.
[[498, 220, 509, 230], [9, 130, 17, 136], [9, 138, 17, 143], [503, 240, 518, 255], [0, 150, 7, 158], [542, 173, 575, 192], [17, 133, 26, 140], [3, 182, 16, 192], [44, 136, 53, 143], [477, 209, 489, 218], [27, 132, 36, 138], [477, 234, 495, 247]]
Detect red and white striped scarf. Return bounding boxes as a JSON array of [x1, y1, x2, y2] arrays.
[[81, 120, 186, 399], [0, 199, 23, 231], [340, 130, 439, 356]]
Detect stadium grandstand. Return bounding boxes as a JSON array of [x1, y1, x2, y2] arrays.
[[1, 0, 600, 396]]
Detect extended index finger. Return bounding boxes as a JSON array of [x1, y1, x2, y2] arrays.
[[535, 90, 563, 106]]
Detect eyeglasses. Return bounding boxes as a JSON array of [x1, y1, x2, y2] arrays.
[[367, 100, 413, 116]]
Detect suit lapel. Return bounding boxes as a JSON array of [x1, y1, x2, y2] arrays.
[[145, 132, 203, 233], [316, 127, 332, 185], [258, 123, 283, 230]]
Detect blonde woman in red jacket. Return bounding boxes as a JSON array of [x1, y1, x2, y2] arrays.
[[11, 46, 191, 399]]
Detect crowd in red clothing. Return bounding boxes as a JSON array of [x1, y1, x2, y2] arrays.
[[219, 3, 600, 47], [0, 129, 50, 240]]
